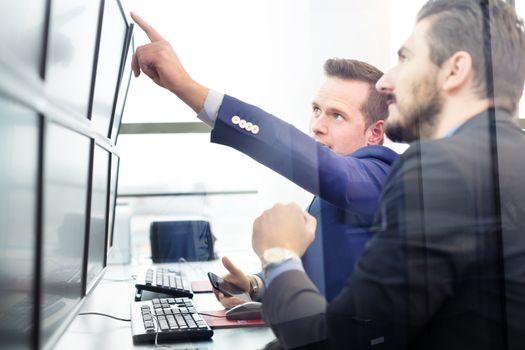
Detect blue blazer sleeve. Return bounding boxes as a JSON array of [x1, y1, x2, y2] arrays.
[[210, 95, 397, 216]]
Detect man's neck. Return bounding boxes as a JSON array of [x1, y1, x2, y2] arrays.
[[433, 98, 492, 139]]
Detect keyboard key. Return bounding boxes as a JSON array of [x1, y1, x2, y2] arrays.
[[158, 317, 170, 331]]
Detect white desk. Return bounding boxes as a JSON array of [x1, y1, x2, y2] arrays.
[[55, 262, 275, 350]]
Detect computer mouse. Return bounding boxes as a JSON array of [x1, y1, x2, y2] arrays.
[[225, 301, 263, 320]]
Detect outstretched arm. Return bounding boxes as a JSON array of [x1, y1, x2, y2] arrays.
[[130, 12, 395, 215]]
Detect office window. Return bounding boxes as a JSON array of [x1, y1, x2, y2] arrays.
[[0, 97, 39, 350], [41, 123, 90, 349], [124, 0, 390, 125], [117, 133, 263, 194]]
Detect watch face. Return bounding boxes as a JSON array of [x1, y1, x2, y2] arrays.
[[262, 248, 299, 268], [265, 249, 282, 262]]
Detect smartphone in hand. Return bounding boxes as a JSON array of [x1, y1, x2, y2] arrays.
[[207, 272, 251, 302]]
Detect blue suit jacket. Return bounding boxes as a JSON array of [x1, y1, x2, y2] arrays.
[[211, 95, 398, 300]]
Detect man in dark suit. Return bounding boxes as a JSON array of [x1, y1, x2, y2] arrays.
[[130, 14, 397, 304], [248, 0, 525, 349]]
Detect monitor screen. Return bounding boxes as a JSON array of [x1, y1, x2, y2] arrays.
[[106, 153, 120, 254], [40, 122, 90, 349], [85, 144, 110, 294], [110, 25, 134, 143], [0, 0, 47, 79], [44, 0, 101, 118], [90, 0, 129, 137], [0, 96, 39, 350]]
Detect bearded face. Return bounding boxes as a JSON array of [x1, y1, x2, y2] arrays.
[[385, 70, 443, 143]]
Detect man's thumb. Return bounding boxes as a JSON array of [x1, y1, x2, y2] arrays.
[[222, 256, 242, 276]]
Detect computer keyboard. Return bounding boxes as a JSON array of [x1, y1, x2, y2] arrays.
[[131, 297, 213, 343], [135, 267, 193, 298]]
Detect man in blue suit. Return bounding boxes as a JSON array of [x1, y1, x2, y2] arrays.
[[130, 13, 397, 303]]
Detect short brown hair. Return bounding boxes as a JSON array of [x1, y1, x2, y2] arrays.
[[417, 0, 525, 115], [323, 58, 389, 129]]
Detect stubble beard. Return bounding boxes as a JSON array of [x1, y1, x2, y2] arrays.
[[385, 75, 443, 143]]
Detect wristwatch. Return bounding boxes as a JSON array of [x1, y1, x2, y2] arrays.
[[260, 247, 300, 271], [248, 275, 259, 300]]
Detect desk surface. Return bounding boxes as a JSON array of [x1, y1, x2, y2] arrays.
[[55, 262, 275, 350]]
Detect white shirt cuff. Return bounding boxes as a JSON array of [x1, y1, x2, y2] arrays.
[[196, 89, 225, 128]]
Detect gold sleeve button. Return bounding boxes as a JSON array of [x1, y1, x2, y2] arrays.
[[231, 116, 241, 124]]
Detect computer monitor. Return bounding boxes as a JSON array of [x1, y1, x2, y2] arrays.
[[106, 153, 121, 255], [44, 0, 101, 118], [0, 0, 47, 79], [0, 97, 40, 350], [40, 122, 90, 350], [85, 144, 111, 295], [110, 24, 134, 143], [90, 0, 130, 137]]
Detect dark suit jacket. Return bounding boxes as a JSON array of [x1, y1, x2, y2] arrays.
[[263, 109, 525, 349], [211, 95, 397, 300]]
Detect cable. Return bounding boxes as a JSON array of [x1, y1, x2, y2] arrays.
[[198, 312, 226, 318], [153, 314, 160, 347], [78, 312, 131, 322]]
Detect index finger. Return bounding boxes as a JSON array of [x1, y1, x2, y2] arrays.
[[130, 11, 164, 42]]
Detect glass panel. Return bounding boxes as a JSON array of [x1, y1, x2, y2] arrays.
[[0, 96, 38, 350]]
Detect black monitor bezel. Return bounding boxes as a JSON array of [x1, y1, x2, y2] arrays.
[[109, 22, 134, 142], [34, 0, 52, 348], [88, 0, 131, 138], [104, 153, 121, 262]]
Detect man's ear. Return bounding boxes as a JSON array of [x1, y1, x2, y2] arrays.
[[366, 120, 384, 146], [441, 51, 473, 93]]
